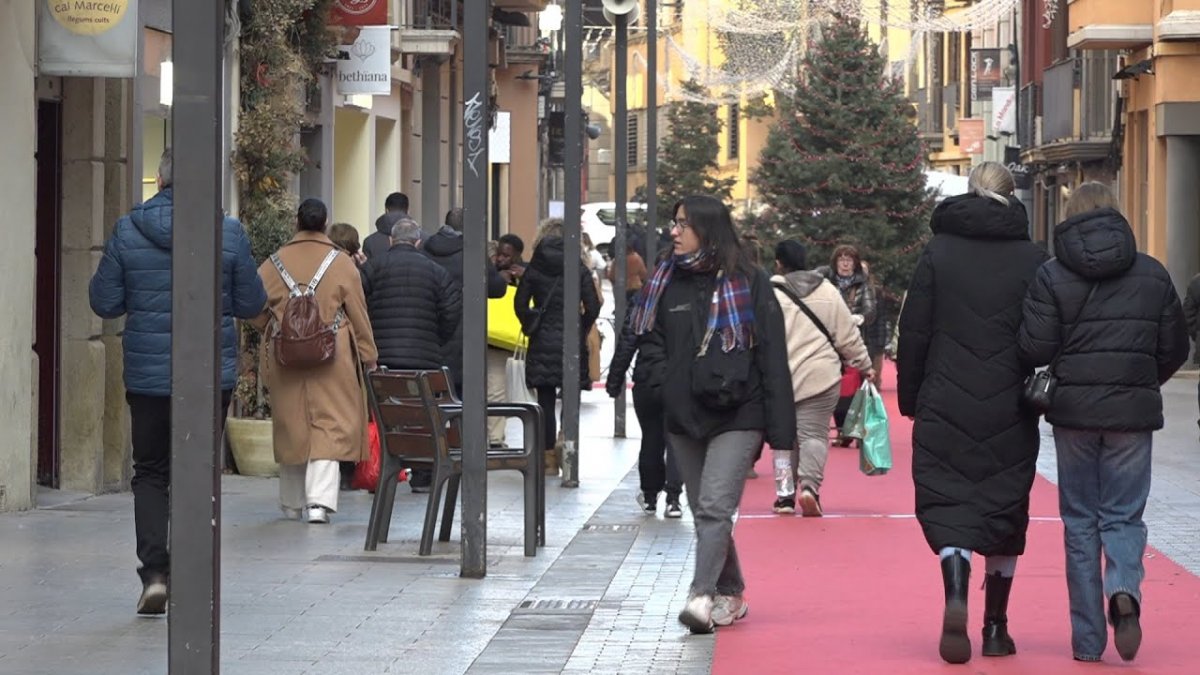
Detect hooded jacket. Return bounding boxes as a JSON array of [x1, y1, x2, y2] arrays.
[[771, 271, 872, 402], [363, 211, 404, 260], [423, 226, 508, 384], [88, 188, 267, 396], [1018, 208, 1188, 431], [515, 236, 602, 389], [897, 193, 1049, 556]]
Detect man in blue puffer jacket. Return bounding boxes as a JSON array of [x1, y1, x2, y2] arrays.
[[88, 150, 267, 615]]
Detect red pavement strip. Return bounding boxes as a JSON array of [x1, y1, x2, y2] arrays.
[[713, 368, 1200, 673]]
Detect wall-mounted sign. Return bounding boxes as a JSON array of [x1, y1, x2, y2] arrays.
[[39, 0, 139, 77], [992, 87, 1017, 135], [970, 48, 1002, 102], [489, 111, 511, 164], [958, 118, 985, 155], [330, 0, 388, 27], [336, 26, 391, 96]]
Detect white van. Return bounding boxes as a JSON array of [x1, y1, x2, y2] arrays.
[[581, 202, 649, 256]]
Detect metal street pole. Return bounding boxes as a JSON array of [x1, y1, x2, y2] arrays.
[[561, 0, 584, 488], [646, 1, 658, 243], [611, 12, 629, 439], [169, 0, 223, 671], [461, 0, 491, 578]]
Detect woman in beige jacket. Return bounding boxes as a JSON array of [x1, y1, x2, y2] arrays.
[[252, 199, 378, 524], [770, 240, 873, 516]]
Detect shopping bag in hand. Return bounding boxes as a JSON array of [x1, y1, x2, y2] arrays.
[[352, 420, 407, 492], [840, 381, 870, 440], [859, 383, 893, 476], [506, 342, 536, 404]]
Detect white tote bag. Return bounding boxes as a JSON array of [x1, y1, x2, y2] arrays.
[[506, 341, 536, 404]]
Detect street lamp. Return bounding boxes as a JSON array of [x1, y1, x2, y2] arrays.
[[539, 2, 563, 36]]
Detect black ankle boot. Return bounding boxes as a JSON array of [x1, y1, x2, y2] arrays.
[[981, 572, 1017, 656], [939, 552, 971, 664]]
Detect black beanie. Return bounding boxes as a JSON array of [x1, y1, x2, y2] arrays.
[[775, 239, 807, 272]]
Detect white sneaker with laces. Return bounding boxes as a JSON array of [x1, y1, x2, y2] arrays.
[[306, 506, 330, 524], [711, 595, 748, 626], [678, 594, 714, 634]]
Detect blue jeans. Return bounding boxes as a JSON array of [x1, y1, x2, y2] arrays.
[[1053, 427, 1152, 660]]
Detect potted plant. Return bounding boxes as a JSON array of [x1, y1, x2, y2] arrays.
[[227, 0, 336, 476]]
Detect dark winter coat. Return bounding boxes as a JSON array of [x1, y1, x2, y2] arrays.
[[422, 226, 508, 385], [515, 237, 602, 389], [361, 243, 461, 370], [817, 264, 877, 348], [363, 211, 404, 260], [1018, 208, 1188, 431], [897, 194, 1049, 556], [88, 188, 267, 396], [605, 288, 664, 397], [636, 266, 796, 450], [1182, 273, 1200, 364]]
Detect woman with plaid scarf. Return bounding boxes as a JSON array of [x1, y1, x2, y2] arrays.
[[632, 195, 795, 634]]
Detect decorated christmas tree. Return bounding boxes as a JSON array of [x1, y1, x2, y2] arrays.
[[656, 79, 737, 227], [753, 17, 932, 301]]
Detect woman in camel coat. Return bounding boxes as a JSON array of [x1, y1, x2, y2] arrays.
[[253, 199, 377, 524]]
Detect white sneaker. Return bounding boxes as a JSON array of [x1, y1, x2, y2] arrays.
[[711, 595, 748, 626], [281, 506, 303, 520], [306, 506, 330, 524], [136, 577, 168, 615], [678, 594, 714, 634]]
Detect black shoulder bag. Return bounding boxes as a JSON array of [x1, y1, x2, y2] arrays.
[[525, 275, 561, 337], [1022, 282, 1099, 414], [774, 282, 844, 371]]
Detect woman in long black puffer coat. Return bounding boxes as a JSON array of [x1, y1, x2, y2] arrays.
[[897, 162, 1049, 664], [516, 220, 602, 476]]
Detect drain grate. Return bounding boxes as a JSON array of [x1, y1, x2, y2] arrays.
[[581, 524, 640, 532], [514, 599, 599, 614]]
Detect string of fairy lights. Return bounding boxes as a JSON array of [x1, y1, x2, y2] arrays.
[[581, 0, 1057, 106]]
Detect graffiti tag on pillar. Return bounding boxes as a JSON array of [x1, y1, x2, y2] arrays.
[[465, 92, 486, 178], [1042, 0, 1059, 29]]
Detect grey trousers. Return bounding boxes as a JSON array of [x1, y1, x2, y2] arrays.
[[669, 430, 763, 597], [795, 382, 841, 493]]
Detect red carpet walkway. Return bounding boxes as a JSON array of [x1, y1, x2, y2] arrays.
[[714, 367, 1200, 673]]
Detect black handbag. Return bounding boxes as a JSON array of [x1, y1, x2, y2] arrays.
[[692, 338, 753, 411], [1022, 282, 1098, 413], [524, 276, 561, 337]]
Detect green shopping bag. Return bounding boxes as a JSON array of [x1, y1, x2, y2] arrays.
[[840, 381, 870, 440], [860, 383, 892, 476]]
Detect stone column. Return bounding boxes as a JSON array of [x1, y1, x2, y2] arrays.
[[0, 0, 37, 511], [58, 77, 130, 493], [1166, 136, 1200, 301]]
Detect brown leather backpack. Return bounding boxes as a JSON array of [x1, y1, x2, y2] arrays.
[[269, 248, 345, 369]]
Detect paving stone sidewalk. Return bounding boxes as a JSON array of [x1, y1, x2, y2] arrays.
[[0, 391, 711, 675]]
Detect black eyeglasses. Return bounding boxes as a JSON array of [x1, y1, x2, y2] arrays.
[[671, 217, 690, 230]]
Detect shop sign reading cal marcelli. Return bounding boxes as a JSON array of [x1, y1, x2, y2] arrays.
[[39, 0, 139, 77]]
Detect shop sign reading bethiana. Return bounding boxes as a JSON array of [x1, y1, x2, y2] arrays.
[[39, 0, 138, 77], [336, 26, 391, 96]]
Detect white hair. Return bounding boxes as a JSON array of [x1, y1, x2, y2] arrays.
[[391, 218, 422, 243], [967, 161, 1015, 206]]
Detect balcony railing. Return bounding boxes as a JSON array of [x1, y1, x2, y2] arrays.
[[1080, 51, 1119, 139], [1042, 58, 1076, 144]]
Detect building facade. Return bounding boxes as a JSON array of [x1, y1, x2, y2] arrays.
[[0, 0, 550, 512]]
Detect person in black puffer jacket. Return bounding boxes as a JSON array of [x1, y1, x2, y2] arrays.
[[1018, 183, 1188, 664], [898, 162, 1049, 664], [634, 195, 794, 635], [423, 207, 508, 391], [515, 221, 602, 475]]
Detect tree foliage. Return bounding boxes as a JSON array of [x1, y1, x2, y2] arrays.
[[753, 17, 932, 303], [655, 79, 737, 226]]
